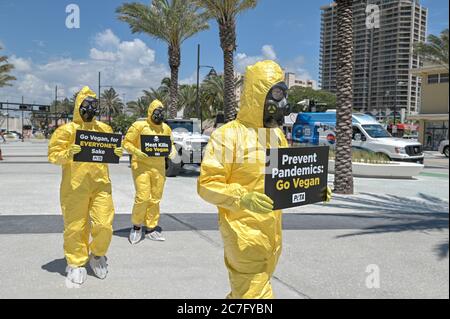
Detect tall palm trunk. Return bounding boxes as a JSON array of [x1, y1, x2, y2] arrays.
[[168, 45, 180, 118], [219, 19, 237, 122], [334, 0, 354, 194]]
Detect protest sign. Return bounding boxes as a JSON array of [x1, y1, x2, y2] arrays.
[[74, 130, 122, 164], [141, 135, 172, 157], [265, 146, 329, 210]]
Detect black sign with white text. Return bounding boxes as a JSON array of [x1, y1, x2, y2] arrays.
[[74, 130, 122, 164], [141, 135, 172, 157], [265, 146, 329, 210]]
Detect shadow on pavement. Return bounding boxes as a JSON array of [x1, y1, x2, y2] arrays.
[[328, 192, 449, 259], [41, 258, 67, 277]]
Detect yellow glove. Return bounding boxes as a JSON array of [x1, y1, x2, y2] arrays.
[[134, 149, 149, 160], [239, 192, 274, 214], [114, 147, 123, 158], [323, 186, 332, 203], [68, 144, 81, 157]]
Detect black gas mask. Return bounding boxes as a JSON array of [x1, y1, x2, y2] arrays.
[[263, 82, 291, 128], [79, 97, 99, 123], [151, 107, 164, 125]]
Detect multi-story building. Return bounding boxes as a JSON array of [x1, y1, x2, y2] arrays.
[[284, 72, 318, 90], [409, 64, 449, 150], [320, 0, 427, 119]]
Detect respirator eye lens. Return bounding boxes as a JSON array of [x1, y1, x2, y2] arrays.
[[271, 87, 285, 101], [81, 98, 98, 109]]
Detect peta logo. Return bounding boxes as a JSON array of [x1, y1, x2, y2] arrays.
[[292, 193, 306, 204], [93, 156, 103, 162]]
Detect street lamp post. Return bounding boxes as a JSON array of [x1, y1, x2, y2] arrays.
[[195, 44, 216, 133], [395, 81, 407, 125]]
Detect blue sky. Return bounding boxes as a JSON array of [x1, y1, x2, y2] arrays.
[[0, 0, 448, 104]]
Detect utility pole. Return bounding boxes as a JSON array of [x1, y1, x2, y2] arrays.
[[98, 72, 101, 121], [196, 44, 201, 129], [6, 100, 9, 132], [55, 85, 58, 127], [21, 96, 24, 142], [195, 44, 216, 133]]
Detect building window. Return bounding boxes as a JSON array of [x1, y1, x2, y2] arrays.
[[440, 73, 449, 83], [428, 74, 439, 84]]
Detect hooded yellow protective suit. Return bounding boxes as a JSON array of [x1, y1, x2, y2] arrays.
[[48, 86, 115, 268], [197, 60, 288, 299], [123, 100, 176, 229]]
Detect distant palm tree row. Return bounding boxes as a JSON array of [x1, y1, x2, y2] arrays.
[[0, 46, 16, 88], [126, 74, 241, 120]]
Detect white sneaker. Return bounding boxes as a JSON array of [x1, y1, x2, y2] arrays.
[[89, 255, 108, 280], [146, 228, 165, 242], [66, 266, 87, 285], [129, 226, 143, 245]]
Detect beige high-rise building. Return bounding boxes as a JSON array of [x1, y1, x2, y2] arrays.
[[285, 72, 318, 90], [320, 0, 427, 118]]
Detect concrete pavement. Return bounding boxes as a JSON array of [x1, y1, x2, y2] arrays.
[[0, 141, 448, 299]]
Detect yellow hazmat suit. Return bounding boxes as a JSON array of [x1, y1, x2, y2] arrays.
[[48, 86, 116, 268], [123, 100, 176, 229], [198, 60, 289, 299]]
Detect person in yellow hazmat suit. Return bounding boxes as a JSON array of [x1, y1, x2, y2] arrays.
[[48, 86, 123, 286], [197, 60, 332, 299], [123, 99, 176, 244]]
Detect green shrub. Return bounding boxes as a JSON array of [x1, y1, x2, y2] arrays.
[[329, 149, 390, 164]]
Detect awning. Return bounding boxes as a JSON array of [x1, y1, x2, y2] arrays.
[[407, 114, 449, 121]]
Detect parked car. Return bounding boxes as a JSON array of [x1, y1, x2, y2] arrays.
[[8, 130, 23, 139], [165, 118, 210, 177], [137, 118, 210, 177], [293, 111, 425, 164], [438, 140, 449, 158]]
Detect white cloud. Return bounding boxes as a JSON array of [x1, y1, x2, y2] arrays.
[[180, 72, 197, 85], [90, 48, 117, 61], [9, 55, 32, 72], [284, 55, 314, 81], [1, 30, 169, 105], [33, 40, 46, 48], [235, 44, 279, 73], [261, 45, 277, 60], [94, 29, 120, 49], [234, 46, 317, 85]]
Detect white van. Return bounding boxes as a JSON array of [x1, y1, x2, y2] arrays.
[[292, 111, 424, 164]]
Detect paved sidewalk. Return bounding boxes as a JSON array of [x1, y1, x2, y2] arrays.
[[0, 142, 448, 299]]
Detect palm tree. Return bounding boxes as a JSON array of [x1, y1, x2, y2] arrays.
[[127, 97, 150, 118], [179, 84, 198, 118], [143, 87, 171, 117], [201, 74, 243, 119], [196, 0, 258, 123], [334, 0, 354, 195], [414, 29, 449, 70], [0, 46, 16, 87], [160, 77, 171, 93], [117, 0, 209, 119], [101, 88, 124, 118], [59, 98, 74, 115]]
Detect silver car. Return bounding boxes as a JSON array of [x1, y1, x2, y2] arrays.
[[438, 139, 449, 158]]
